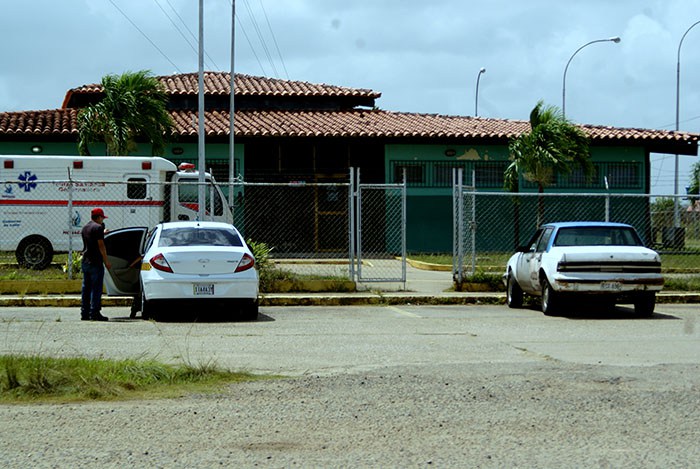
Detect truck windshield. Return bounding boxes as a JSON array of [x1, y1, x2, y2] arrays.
[[178, 178, 224, 216]]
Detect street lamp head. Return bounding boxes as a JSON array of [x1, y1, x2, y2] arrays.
[[609, 36, 621, 43], [479, 67, 486, 74]]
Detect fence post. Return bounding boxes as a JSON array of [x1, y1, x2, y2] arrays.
[[401, 168, 407, 289], [470, 170, 476, 276], [453, 168, 464, 289], [356, 167, 363, 281], [67, 168, 74, 279], [349, 167, 356, 281], [605, 176, 610, 222]]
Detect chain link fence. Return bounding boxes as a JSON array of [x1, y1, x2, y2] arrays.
[[453, 190, 700, 283], [1, 175, 406, 283]]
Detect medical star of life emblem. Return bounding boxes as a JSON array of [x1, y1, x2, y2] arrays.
[[18, 171, 38, 192]]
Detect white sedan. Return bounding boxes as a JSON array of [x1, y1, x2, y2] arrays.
[[104, 221, 259, 320], [503, 222, 664, 316]]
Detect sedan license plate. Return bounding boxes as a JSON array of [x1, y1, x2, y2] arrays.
[[601, 281, 621, 291], [193, 284, 215, 295]]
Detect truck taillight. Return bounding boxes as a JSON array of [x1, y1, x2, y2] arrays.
[[3, 160, 12, 169]]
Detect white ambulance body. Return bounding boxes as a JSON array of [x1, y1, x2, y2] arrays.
[[0, 155, 232, 269]]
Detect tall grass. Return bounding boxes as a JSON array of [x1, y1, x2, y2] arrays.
[[0, 354, 264, 403]]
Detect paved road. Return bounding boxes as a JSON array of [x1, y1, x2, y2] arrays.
[[1, 304, 698, 374], [1, 304, 699, 467]]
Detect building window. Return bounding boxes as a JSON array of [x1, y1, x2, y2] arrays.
[[393, 162, 425, 184], [474, 161, 508, 188], [391, 160, 508, 188], [605, 162, 640, 189], [434, 162, 465, 187]]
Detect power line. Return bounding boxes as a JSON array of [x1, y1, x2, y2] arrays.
[[152, 0, 217, 70], [235, 7, 268, 75], [242, 0, 279, 77], [162, 0, 220, 70], [106, 0, 182, 73], [257, 0, 289, 79]]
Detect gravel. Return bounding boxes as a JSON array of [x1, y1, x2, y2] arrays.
[[1, 361, 699, 468]]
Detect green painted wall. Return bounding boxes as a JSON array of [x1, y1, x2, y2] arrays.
[[385, 143, 649, 253]]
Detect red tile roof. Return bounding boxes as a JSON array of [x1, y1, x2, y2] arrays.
[[2, 71, 697, 155], [63, 72, 381, 106], [1, 107, 696, 155]]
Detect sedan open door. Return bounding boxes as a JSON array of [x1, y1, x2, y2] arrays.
[[103, 227, 149, 296]]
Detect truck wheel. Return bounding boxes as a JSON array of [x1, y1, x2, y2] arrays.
[[634, 292, 656, 318], [541, 278, 559, 316], [506, 273, 524, 308], [16, 236, 53, 270]]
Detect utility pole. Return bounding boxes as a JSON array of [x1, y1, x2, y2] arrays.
[[229, 0, 236, 209], [197, 0, 206, 220]]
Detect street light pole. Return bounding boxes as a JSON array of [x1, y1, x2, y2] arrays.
[[674, 20, 700, 228], [475, 67, 486, 117], [562, 36, 621, 118]]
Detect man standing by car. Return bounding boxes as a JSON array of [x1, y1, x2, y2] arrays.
[[80, 208, 112, 321]]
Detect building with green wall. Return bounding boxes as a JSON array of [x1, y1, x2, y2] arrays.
[[0, 72, 697, 253]]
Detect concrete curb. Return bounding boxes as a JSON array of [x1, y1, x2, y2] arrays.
[[0, 292, 698, 307]]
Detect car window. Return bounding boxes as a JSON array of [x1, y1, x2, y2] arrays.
[[553, 226, 643, 247], [143, 228, 158, 253], [525, 228, 544, 251], [159, 227, 243, 247], [535, 227, 554, 252]]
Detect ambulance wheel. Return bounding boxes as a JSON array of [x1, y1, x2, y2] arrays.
[[16, 236, 53, 270]]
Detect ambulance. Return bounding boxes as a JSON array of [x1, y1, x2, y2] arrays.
[[0, 155, 232, 269]]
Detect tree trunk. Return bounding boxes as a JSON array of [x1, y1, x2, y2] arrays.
[[537, 184, 544, 227]]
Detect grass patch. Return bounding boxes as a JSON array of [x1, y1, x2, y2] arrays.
[[664, 276, 700, 291], [0, 354, 268, 404]]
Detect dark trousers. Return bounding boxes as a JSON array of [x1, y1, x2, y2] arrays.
[[81, 260, 104, 318]]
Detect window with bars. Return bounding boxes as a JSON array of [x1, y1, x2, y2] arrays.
[[391, 160, 508, 188], [392, 162, 426, 184], [520, 162, 642, 190], [604, 162, 640, 189]]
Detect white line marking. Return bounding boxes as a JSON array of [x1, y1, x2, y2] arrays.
[[386, 306, 421, 318]]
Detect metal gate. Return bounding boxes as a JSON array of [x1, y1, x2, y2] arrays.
[[452, 168, 476, 287], [351, 168, 407, 283]]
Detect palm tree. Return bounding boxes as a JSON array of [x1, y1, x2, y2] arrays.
[[504, 100, 593, 228], [77, 70, 173, 156]]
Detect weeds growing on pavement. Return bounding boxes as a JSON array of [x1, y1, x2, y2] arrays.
[[0, 354, 264, 403]]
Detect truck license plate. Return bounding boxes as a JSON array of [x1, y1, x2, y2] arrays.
[[601, 282, 621, 291], [193, 284, 214, 295]]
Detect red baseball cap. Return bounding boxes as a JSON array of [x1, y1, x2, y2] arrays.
[[91, 208, 108, 219]]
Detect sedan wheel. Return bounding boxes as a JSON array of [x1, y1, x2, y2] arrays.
[[541, 278, 559, 316], [506, 274, 524, 308], [241, 299, 259, 321], [140, 283, 153, 320]]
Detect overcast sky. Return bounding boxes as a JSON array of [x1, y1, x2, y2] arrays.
[[1, 0, 700, 194]]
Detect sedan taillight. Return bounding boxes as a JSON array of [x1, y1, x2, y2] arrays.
[[235, 253, 255, 272], [150, 253, 173, 273]]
